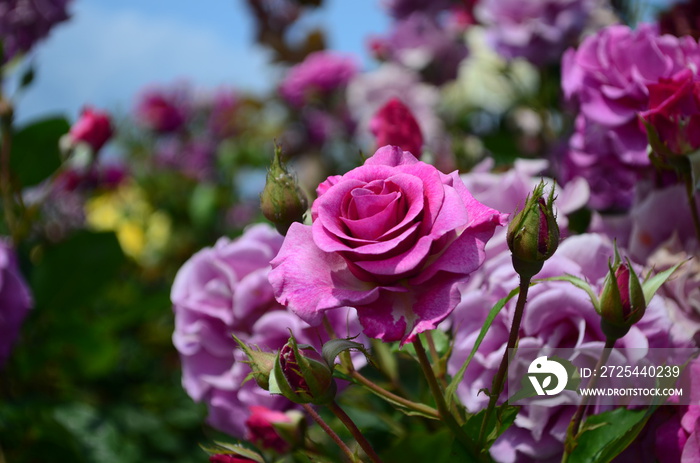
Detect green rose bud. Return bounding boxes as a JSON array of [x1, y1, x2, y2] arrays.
[[506, 181, 560, 278], [260, 146, 308, 236], [597, 248, 646, 340], [234, 335, 277, 391], [271, 335, 336, 405]]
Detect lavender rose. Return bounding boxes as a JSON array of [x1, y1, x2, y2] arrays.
[[0, 239, 33, 367], [171, 224, 362, 437], [269, 146, 506, 344], [560, 24, 700, 209], [475, 0, 594, 66]]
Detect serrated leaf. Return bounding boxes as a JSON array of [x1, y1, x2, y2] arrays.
[[642, 261, 686, 305], [10, 116, 69, 186], [446, 287, 520, 409]]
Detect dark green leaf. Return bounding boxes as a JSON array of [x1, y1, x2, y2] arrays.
[[32, 230, 125, 311], [463, 405, 519, 450], [10, 116, 69, 186], [568, 408, 651, 463]]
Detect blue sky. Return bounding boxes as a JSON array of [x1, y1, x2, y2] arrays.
[[11, 0, 390, 124]]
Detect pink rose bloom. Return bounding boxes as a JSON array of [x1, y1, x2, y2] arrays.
[[280, 51, 358, 107], [135, 86, 190, 133], [69, 106, 113, 152], [370, 97, 423, 158], [640, 68, 700, 155], [0, 238, 33, 367], [269, 146, 506, 344]]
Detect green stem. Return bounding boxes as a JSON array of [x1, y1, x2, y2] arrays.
[[0, 95, 16, 242], [349, 369, 440, 419], [301, 403, 358, 463], [682, 169, 700, 245], [563, 337, 616, 460], [478, 274, 532, 446], [328, 400, 383, 463], [322, 315, 440, 419], [413, 337, 484, 460]]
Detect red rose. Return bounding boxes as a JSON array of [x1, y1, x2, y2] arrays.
[[370, 98, 423, 158], [640, 68, 700, 155]]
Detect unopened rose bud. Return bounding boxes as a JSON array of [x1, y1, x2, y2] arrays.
[[272, 335, 335, 405], [260, 147, 308, 235], [598, 248, 646, 340], [506, 181, 560, 278], [370, 97, 423, 157], [69, 107, 113, 153], [245, 406, 297, 453], [234, 336, 276, 391]]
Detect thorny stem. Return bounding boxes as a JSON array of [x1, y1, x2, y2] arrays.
[[413, 337, 484, 461], [563, 337, 616, 460], [328, 400, 383, 463], [478, 274, 532, 446], [301, 403, 358, 463]]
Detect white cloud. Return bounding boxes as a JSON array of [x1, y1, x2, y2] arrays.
[[13, 2, 277, 123]]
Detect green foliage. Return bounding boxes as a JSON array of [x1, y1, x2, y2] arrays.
[[568, 408, 652, 463], [10, 116, 69, 186]]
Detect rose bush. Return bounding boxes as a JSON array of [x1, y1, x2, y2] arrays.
[[269, 145, 506, 344]]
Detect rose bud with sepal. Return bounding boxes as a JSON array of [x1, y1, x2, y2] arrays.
[[597, 245, 647, 340], [233, 335, 277, 391], [260, 146, 308, 236], [506, 181, 560, 278], [271, 334, 336, 405]]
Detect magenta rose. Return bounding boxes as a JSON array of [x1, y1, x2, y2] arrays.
[[69, 106, 113, 152], [640, 68, 700, 155], [370, 97, 423, 158], [269, 146, 506, 344]]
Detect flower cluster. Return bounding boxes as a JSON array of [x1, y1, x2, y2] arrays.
[[561, 24, 700, 210], [0, 0, 71, 63], [476, 0, 595, 66]]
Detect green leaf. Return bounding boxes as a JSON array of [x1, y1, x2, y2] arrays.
[[642, 261, 686, 305], [31, 230, 125, 311], [200, 441, 265, 462], [538, 275, 599, 311], [446, 287, 520, 409], [10, 116, 69, 186], [322, 338, 373, 368], [463, 405, 519, 450], [568, 407, 653, 463]]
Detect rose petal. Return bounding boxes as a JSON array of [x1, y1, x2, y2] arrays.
[[269, 223, 381, 325]]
